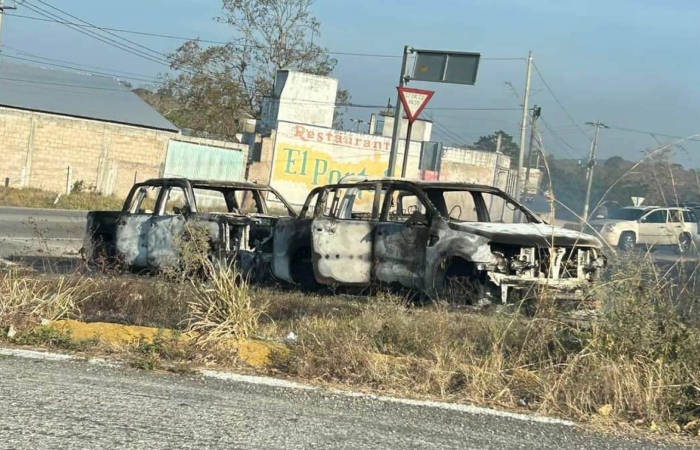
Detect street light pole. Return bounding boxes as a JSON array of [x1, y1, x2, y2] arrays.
[[581, 120, 608, 225]]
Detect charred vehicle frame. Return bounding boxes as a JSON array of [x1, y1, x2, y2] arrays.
[[83, 178, 296, 279], [271, 178, 607, 303]]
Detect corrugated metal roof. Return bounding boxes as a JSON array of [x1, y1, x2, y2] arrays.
[[0, 60, 179, 132]]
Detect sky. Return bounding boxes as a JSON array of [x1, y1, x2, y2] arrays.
[[4, 0, 700, 166]]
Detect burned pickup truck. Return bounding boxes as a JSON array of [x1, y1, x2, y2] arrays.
[[83, 178, 296, 277], [271, 177, 607, 303]]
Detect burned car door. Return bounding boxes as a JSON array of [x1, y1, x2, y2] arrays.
[[146, 185, 189, 268], [311, 184, 380, 286], [116, 184, 162, 269], [373, 187, 431, 289], [272, 189, 322, 285]]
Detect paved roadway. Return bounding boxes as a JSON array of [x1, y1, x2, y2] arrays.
[[0, 352, 682, 450], [0, 207, 86, 260]]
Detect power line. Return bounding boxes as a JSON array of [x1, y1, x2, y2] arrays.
[[1, 53, 160, 83], [17, 1, 171, 67], [29, 0, 165, 60], [539, 117, 586, 159], [8, 12, 525, 61], [531, 61, 590, 140], [0, 74, 133, 91], [605, 124, 700, 143], [2, 45, 162, 80]]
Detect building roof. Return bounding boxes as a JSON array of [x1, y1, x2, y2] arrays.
[[0, 61, 179, 132]]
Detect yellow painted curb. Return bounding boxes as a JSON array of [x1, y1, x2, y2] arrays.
[[49, 320, 289, 369], [52, 320, 185, 346]]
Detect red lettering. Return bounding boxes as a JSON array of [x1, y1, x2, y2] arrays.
[[363, 140, 371, 148], [373, 141, 382, 150], [307, 130, 315, 141], [326, 132, 333, 142], [334, 135, 343, 144], [317, 133, 323, 142], [294, 126, 306, 140], [355, 138, 362, 146], [384, 142, 391, 151]]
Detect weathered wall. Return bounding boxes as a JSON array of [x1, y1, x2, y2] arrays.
[[260, 71, 338, 133], [163, 136, 248, 182], [247, 130, 276, 185], [0, 107, 247, 198], [374, 115, 433, 142], [440, 146, 512, 192], [268, 122, 422, 206]]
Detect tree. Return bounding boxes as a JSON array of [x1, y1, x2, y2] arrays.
[[473, 131, 520, 163], [158, 0, 350, 139]]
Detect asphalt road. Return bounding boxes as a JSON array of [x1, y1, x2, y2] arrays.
[[0, 353, 682, 450], [0, 207, 86, 258]]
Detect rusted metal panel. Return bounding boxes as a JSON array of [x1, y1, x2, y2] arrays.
[[374, 222, 429, 288], [311, 218, 373, 285], [116, 215, 150, 268]]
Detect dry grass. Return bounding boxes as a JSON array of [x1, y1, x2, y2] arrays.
[[0, 187, 123, 210], [0, 270, 93, 330], [2, 253, 700, 436], [186, 260, 267, 347]]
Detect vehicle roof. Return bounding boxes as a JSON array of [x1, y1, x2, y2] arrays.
[[334, 176, 503, 192], [140, 177, 274, 190]]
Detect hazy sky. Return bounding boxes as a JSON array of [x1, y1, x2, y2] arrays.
[[5, 0, 700, 166]]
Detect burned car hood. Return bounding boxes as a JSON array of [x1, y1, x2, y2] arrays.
[[449, 222, 602, 248]]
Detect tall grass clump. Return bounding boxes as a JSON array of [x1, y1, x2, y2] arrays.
[[186, 259, 267, 348], [0, 270, 93, 330]]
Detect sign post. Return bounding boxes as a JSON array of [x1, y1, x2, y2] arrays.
[[386, 47, 481, 178], [397, 87, 434, 177]]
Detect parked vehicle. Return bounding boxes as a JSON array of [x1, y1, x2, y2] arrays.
[[82, 178, 296, 278], [588, 206, 697, 253], [271, 177, 607, 303]]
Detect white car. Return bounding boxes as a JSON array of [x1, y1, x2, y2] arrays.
[[589, 206, 698, 253]]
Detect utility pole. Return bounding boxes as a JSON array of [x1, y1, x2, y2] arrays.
[[581, 120, 608, 225], [514, 51, 533, 201], [0, 0, 16, 48], [387, 45, 412, 177], [524, 105, 542, 196]]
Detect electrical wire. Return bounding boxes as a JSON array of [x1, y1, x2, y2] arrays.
[[531, 61, 590, 140], [30, 0, 166, 60], [1, 53, 160, 83], [17, 1, 171, 67], [8, 12, 525, 61], [2, 45, 163, 80]]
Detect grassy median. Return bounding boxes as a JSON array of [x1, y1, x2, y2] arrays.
[[2, 253, 700, 438]]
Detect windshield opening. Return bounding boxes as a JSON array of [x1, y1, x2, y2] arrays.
[[423, 188, 536, 224]]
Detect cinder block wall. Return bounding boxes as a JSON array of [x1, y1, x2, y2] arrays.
[[0, 107, 175, 197]]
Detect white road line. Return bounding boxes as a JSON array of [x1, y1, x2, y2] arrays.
[[0, 347, 574, 427]]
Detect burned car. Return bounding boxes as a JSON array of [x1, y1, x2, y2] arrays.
[[271, 177, 607, 303], [83, 178, 296, 278]]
